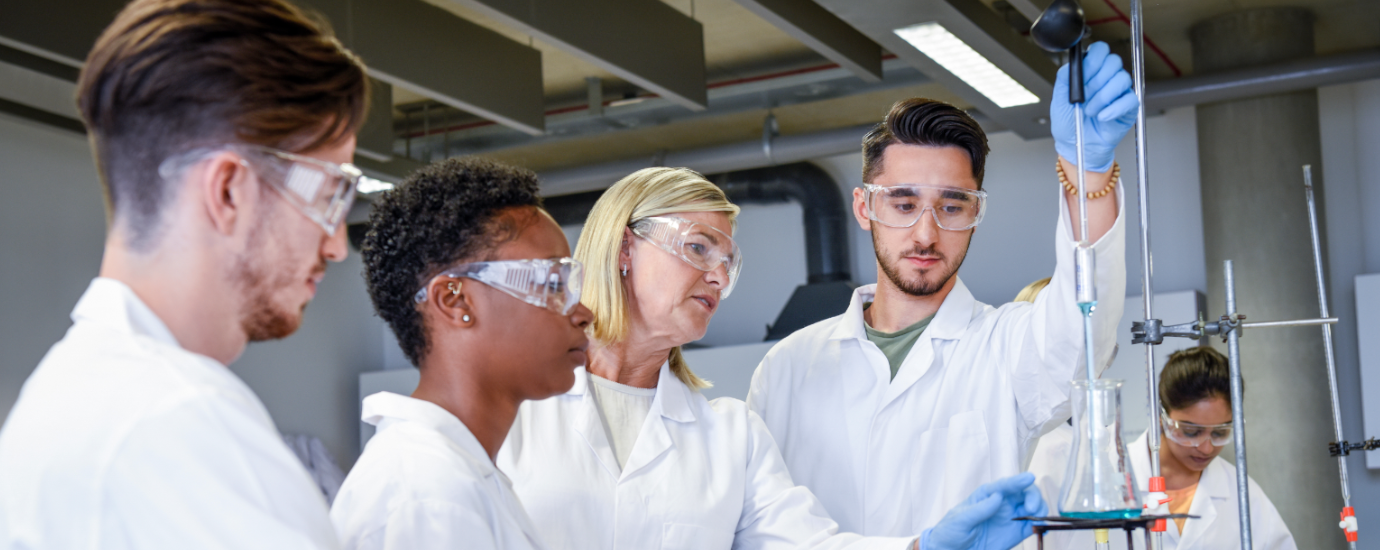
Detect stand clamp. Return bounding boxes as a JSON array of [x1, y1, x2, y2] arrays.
[[1329, 438, 1380, 457], [1130, 318, 1164, 345], [1217, 313, 1245, 342], [1132, 313, 1247, 344]]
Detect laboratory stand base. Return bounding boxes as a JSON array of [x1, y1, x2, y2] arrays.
[[1016, 515, 1196, 550]]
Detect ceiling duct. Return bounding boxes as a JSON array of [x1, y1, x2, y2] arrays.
[[543, 162, 857, 342], [711, 163, 858, 341]]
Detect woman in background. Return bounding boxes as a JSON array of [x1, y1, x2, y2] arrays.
[[1025, 347, 1296, 549]]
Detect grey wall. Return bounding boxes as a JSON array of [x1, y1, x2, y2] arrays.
[[0, 115, 106, 424], [1317, 79, 1380, 540]]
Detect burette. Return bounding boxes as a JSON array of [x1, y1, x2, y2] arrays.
[[1128, 0, 1168, 548]]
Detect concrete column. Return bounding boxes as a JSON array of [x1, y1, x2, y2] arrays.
[[1192, 8, 1344, 548]]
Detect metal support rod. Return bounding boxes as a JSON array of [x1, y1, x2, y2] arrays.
[[1240, 317, 1337, 329], [1129, 0, 1164, 546], [1224, 260, 1254, 549], [1303, 164, 1357, 548]]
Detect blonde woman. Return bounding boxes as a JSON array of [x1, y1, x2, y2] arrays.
[[498, 167, 1045, 550]]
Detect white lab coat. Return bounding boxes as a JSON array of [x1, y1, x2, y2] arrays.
[[1022, 430, 1297, 550], [497, 363, 917, 550], [331, 392, 546, 550], [747, 185, 1125, 537], [0, 278, 337, 549]]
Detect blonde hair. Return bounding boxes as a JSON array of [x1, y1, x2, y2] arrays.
[[1014, 277, 1052, 304], [575, 167, 741, 390]]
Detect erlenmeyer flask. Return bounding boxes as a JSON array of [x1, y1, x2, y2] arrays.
[[1058, 379, 1141, 518]]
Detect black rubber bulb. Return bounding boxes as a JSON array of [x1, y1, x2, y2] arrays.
[[1030, 0, 1085, 52], [1030, 0, 1087, 104]]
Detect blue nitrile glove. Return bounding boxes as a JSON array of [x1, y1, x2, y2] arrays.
[[1050, 41, 1140, 172], [920, 472, 1048, 550]]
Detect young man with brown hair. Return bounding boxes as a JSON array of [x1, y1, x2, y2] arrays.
[[749, 42, 1137, 540], [0, 0, 368, 547]]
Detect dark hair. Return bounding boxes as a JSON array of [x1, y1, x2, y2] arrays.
[[362, 157, 544, 366], [1159, 347, 1237, 412], [77, 0, 369, 250], [862, 98, 990, 188]]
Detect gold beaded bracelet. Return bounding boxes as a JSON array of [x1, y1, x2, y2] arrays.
[[1057, 161, 1120, 199]]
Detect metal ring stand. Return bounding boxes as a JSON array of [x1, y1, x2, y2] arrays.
[[1053, 0, 1373, 547], [1121, 6, 1366, 547]]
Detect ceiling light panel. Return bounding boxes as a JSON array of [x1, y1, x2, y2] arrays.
[[893, 22, 1039, 108]]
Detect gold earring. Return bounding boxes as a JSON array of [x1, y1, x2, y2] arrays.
[[448, 281, 461, 296]]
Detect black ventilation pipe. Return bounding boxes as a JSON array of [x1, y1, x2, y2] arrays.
[[542, 161, 857, 341], [709, 162, 851, 285]]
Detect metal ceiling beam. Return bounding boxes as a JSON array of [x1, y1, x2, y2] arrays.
[[1000, 0, 1047, 22], [729, 0, 884, 82], [303, 0, 545, 135], [407, 58, 927, 160], [0, 0, 546, 135], [0, 59, 80, 121], [0, 43, 80, 82], [817, 0, 1057, 139], [448, 0, 708, 110], [0, 0, 121, 68], [538, 123, 875, 196], [0, 97, 85, 135]]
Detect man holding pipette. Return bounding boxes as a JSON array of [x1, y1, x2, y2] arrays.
[[747, 41, 1136, 540]]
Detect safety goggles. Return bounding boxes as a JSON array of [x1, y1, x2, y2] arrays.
[[1161, 415, 1233, 448], [862, 183, 987, 231], [630, 216, 742, 299], [413, 258, 585, 316], [159, 145, 363, 236]]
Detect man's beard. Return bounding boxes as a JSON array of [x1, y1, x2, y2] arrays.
[[233, 220, 317, 342], [872, 227, 970, 297]]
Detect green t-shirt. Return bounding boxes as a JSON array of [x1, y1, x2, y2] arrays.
[[862, 302, 935, 381]]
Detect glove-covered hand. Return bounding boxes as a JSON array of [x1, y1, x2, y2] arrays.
[[1050, 41, 1139, 172], [920, 472, 1047, 550]]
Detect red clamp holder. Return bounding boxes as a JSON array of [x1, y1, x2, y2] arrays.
[[1340, 507, 1358, 543], [1145, 477, 1169, 532]]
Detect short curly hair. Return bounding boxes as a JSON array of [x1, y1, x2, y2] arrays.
[[362, 157, 543, 366]]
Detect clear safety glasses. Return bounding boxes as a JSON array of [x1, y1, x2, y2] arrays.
[[630, 216, 742, 299], [862, 183, 988, 231], [413, 258, 585, 316], [1161, 415, 1233, 448], [237, 145, 362, 236], [159, 145, 363, 236]]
